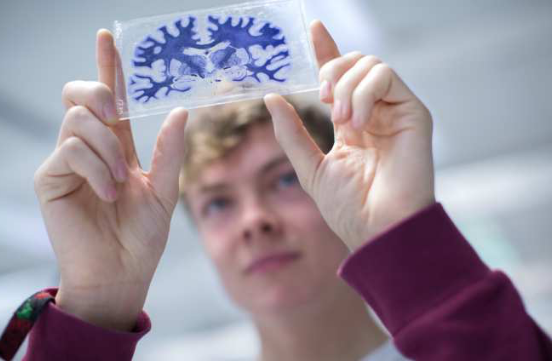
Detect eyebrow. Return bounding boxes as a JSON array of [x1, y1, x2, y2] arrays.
[[257, 154, 290, 177], [197, 154, 290, 194]]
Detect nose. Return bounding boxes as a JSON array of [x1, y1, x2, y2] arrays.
[[241, 199, 281, 243], [243, 221, 274, 241]]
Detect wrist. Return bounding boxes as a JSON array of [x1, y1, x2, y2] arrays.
[[349, 197, 437, 251], [55, 282, 148, 332]]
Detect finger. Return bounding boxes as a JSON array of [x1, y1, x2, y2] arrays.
[[333, 121, 373, 149], [351, 63, 413, 130], [97, 29, 117, 91], [148, 107, 189, 208], [331, 56, 382, 124], [264, 94, 324, 193], [58, 105, 128, 182], [318, 51, 364, 104], [62, 80, 118, 125], [113, 42, 129, 113], [96, 29, 139, 167], [310, 20, 341, 68], [51, 137, 118, 202], [310, 19, 343, 104]]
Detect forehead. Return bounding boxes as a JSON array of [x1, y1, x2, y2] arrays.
[[194, 122, 286, 186]]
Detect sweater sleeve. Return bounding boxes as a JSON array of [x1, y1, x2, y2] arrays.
[[338, 203, 552, 360], [22, 288, 151, 361]]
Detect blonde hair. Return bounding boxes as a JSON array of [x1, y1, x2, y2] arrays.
[[179, 97, 333, 195]]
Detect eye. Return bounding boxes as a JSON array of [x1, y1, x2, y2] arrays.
[[276, 171, 299, 189], [203, 197, 232, 217]]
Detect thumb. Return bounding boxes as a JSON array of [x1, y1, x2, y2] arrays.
[[97, 29, 116, 92], [310, 19, 341, 68], [149, 107, 189, 206], [264, 94, 324, 193]]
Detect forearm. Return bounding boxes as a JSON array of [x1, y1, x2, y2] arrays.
[[338, 203, 552, 360], [22, 288, 150, 361]]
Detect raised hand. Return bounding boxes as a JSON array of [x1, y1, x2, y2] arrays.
[[33, 29, 188, 331], [265, 20, 435, 251]]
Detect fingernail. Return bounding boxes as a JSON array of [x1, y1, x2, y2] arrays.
[[115, 160, 128, 182], [319, 80, 331, 101], [332, 100, 342, 122], [103, 101, 117, 122], [105, 184, 118, 202], [345, 51, 362, 58]]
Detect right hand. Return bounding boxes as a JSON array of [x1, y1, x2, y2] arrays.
[[34, 29, 188, 331]]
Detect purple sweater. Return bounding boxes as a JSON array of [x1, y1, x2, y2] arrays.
[[22, 203, 552, 360]]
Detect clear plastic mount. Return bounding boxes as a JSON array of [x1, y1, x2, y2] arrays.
[[113, 0, 319, 120]]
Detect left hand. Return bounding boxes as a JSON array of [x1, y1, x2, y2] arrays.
[[264, 20, 436, 251]]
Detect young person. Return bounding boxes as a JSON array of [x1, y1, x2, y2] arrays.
[[3, 20, 551, 361]]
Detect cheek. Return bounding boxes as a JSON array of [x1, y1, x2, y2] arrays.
[[199, 229, 253, 308], [278, 192, 327, 233], [281, 198, 349, 263], [200, 227, 234, 271]]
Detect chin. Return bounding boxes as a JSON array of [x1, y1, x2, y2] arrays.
[[237, 279, 322, 317]]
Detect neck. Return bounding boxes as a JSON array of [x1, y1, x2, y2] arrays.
[[253, 280, 388, 361]]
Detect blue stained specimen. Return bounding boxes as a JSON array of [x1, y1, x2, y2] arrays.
[[130, 16, 290, 103]]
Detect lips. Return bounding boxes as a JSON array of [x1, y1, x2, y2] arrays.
[[245, 251, 301, 275]]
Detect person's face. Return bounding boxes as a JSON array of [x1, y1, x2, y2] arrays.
[[186, 122, 350, 315]]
